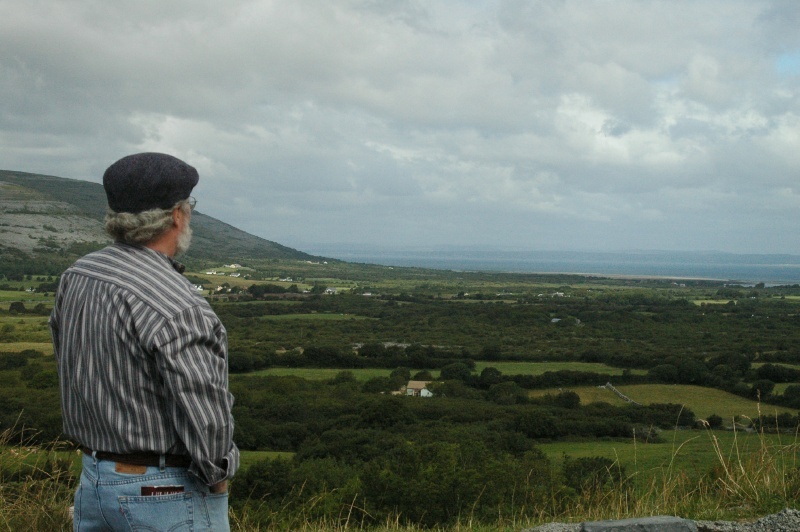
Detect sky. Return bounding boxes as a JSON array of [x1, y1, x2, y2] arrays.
[[2, 0, 800, 255]]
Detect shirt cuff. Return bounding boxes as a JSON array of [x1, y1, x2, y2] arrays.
[[189, 443, 240, 486]]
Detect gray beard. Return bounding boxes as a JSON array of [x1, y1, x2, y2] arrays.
[[176, 222, 193, 255]]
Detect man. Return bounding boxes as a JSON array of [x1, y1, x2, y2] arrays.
[[50, 152, 239, 531]]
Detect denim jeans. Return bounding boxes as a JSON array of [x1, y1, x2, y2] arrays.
[[73, 453, 229, 531]]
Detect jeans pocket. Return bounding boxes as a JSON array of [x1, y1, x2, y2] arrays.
[[118, 492, 193, 531], [197, 492, 230, 532]]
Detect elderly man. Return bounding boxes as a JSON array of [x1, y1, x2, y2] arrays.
[[50, 153, 239, 531]]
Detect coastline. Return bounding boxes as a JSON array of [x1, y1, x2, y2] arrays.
[[308, 249, 800, 286]]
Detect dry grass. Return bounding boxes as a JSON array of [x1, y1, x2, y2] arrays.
[[541, 413, 800, 524], [0, 427, 75, 532]]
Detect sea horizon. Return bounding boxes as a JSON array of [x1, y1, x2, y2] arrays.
[[302, 246, 800, 286]]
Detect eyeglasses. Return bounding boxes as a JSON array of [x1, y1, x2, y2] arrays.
[[187, 196, 197, 211]]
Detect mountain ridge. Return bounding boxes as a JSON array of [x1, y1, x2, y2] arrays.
[[0, 169, 322, 267]]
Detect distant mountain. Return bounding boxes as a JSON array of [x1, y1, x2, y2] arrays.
[[0, 170, 321, 267]]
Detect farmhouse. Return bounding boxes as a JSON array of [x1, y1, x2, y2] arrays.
[[405, 380, 433, 397]]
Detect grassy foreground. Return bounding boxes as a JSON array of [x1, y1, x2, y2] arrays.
[[2, 425, 799, 531]]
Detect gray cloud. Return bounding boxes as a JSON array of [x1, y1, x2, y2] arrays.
[[2, 0, 800, 254]]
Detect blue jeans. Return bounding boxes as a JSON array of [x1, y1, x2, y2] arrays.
[[73, 453, 229, 531]]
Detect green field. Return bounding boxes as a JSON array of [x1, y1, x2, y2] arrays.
[[530, 384, 797, 421], [260, 313, 377, 321], [246, 361, 647, 381], [0, 313, 53, 349], [246, 367, 393, 380], [0, 342, 54, 354], [474, 361, 647, 376], [752, 361, 800, 369], [538, 429, 798, 482], [240, 450, 294, 469], [0, 290, 52, 304], [5, 430, 791, 491]]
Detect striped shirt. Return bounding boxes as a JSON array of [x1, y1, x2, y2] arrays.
[[49, 242, 239, 486]]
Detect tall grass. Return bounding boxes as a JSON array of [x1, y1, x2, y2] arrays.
[[0, 426, 75, 531], [2, 418, 798, 531], [550, 413, 800, 525]]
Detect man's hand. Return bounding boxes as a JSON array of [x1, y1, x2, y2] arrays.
[[210, 480, 228, 494]]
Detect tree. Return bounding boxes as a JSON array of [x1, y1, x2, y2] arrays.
[[782, 385, 800, 408], [480, 345, 501, 360], [439, 362, 472, 381], [756, 363, 800, 383], [552, 390, 581, 409], [479, 366, 503, 388], [389, 367, 411, 382], [360, 343, 387, 358], [649, 364, 678, 383], [706, 414, 723, 429], [386, 367, 410, 390], [0, 352, 28, 370], [675, 357, 708, 384], [359, 397, 414, 429], [514, 411, 562, 439], [230, 457, 294, 501], [750, 379, 775, 400], [329, 371, 356, 385], [310, 283, 328, 294], [361, 376, 397, 394], [20, 362, 43, 381], [28, 371, 59, 389], [487, 381, 526, 405]]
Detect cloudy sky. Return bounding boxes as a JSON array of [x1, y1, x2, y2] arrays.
[[2, 1, 800, 255]]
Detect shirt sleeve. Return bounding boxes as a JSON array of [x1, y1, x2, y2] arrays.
[[153, 304, 240, 486], [49, 279, 63, 360]]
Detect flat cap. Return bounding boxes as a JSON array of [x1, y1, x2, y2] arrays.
[[103, 152, 199, 213]]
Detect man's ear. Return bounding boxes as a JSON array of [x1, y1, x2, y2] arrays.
[[171, 206, 184, 228]]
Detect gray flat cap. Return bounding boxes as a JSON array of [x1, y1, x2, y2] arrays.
[[103, 152, 199, 213]]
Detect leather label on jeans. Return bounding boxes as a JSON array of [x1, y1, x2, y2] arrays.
[[115, 462, 147, 474], [141, 485, 185, 496]]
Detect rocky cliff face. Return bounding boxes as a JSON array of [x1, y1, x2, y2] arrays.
[[0, 180, 108, 254]]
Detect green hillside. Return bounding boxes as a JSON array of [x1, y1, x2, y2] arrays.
[[0, 169, 323, 266]]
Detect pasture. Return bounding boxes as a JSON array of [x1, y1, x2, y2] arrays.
[[0, 313, 52, 348], [260, 313, 377, 321], [538, 428, 799, 483], [530, 384, 797, 421], [246, 361, 649, 381], [245, 367, 392, 380], [0, 290, 51, 305], [473, 360, 648, 376]]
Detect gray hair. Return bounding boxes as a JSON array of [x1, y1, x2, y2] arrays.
[[105, 200, 191, 245]]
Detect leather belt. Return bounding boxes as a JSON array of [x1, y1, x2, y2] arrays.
[[80, 446, 192, 468]]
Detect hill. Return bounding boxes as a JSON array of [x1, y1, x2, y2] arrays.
[[0, 169, 322, 271]]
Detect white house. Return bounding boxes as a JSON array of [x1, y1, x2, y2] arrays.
[[405, 380, 433, 398]]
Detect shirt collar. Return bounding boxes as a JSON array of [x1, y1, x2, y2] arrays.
[[169, 257, 186, 274], [114, 241, 186, 274]]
